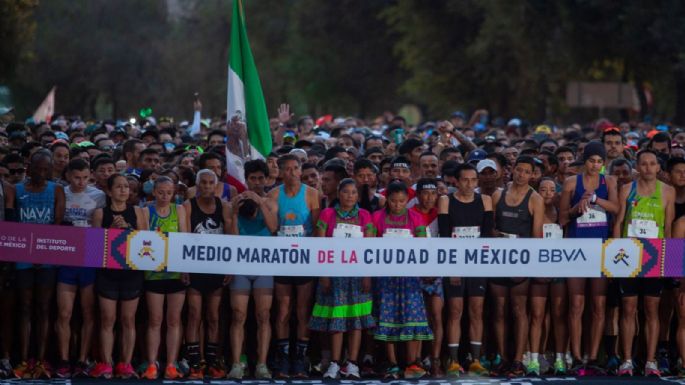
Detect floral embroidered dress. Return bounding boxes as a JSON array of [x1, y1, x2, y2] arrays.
[[309, 205, 376, 333], [369, 209, 433, 342]]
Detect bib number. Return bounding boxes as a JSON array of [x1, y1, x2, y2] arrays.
[[332, 223, 363, 238], [279, 225, 305, 237], [628, 219, 659, 238], [383, 228, 413, 238], [543, 223, 563, 239], [577, 206, 607, 228], [452, 226, 480, 239]]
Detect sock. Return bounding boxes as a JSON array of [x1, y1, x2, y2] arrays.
[[186, 342, 201, 367], [296, 340, 309, 359], [604, 335, 618, 357], [277, 339, 290, 356], [206, 343, 219, 366], [556, 353, 563, 361], [625, 359, 632, 364], [531, 353, 539, 362], [470, 342, 482, 360], [448, 344, 459, 362], [362, 354, 373, 364]]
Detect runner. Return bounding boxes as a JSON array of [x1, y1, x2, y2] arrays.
[[228, 160, 278, 379], [490, 155, 544, 377], [311, 178, 375, 379], [90, 174, 148, 379], [268, 154, 320, 378], [140, 176, 188, 380], [369, 180, 432, 380], [183, 169, 232, 380], [55, 159, 106, 378], [613, 149, 675, 377], [559, 141, 619, 375], [186, 152, 238, 201], [13, 150, 65, 379], [437, 163, 492, 377]]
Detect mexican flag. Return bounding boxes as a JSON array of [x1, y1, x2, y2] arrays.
[[226, 0, 271, 184]]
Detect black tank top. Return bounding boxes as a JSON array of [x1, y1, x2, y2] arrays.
[[102, 205, 138, 229], [496, 187, 533, 238], [448, 193, 484, 228], [676, 201, 685, 221], [190, 197, 224, 234]]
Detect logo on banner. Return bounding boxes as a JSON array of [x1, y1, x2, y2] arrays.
[[601, 238, 642, 277], [126, 231, 168, 271]]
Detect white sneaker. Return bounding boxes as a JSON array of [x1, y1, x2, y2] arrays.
[[341, 361, 360, 379], [323, 361, 340, 379]]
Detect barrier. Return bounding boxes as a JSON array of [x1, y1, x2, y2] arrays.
[[0, 222, 682, 278]]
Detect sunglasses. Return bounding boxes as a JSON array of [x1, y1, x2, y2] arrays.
[[99, 145, 114, 152]]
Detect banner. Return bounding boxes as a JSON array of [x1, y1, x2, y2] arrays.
[[1, 221, 684, 278]]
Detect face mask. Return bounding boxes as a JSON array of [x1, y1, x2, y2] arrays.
[[143, 180, 154, 195]]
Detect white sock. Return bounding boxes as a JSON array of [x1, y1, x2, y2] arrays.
[[556, 353, 563, 361], [531, 353, 539, 362]]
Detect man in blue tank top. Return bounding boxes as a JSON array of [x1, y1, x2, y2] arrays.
[[267, 154, 320, 378], [14, 150, 65, 379]]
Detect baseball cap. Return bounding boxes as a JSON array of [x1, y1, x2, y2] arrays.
[[416, 178, 438, 192], [507, 118, 522, 127], [451, 111, 466, 120], [476, 159, 497, 173], [535, 125, 552, 134], [467, 149, 487, 164]]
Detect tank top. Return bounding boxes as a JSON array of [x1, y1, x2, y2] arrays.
[[16, 181, 56, 225], [190, 197, 224, 234], [446, 193, 486, 238], [567, 174, 610, 239], [496, 187, 533, 238], [101, 205, 143, 281], [146, 204, 180, 280], [277, 183, 312, 236], [238, 211, 272, 236], [676, 201, 685, 221], [623, 181, 665, 238]]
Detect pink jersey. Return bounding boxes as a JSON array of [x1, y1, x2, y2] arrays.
[[316, 207, 373, 237], [370, 209, 427, 237]]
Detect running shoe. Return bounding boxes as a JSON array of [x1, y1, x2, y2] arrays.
[[606, 355, 621, 376], [404, 363, 427, 379], [507, 360, 526, 378], [526, 360, 540, 376], [178, 358, 190, 377], [55, 360, 71, 379], [255, 363, 272, 379], [678, 365, 685, 378], [645, 360, 661, 377], [658, 350, 671, 375], [227, 363, 244, 379], [570, 359, 586, 376], [553, 358, 566, 375], [617, 360, 633, 376], [207, 360, 226, 379], [584, 360, 607, 376], [164, 362, 183, 380], [468, 359, 489, 376], [187, 365, 204, 380], [291, 357, 309, 378], [490, 356, 508, 377], [312, 358, 330, 374], [32, 360, 52, 379], [446, 360, 464, 377], [13, 360, 32, 379], [340, 361, 360, 379], [274, 354, 290, 379], [384, 365, 401, 380], [114, 362, 137, 379], [90, 362, 113, 379], [430, 357, 444, 377], [323, 361, 340, 379], [141, 361, 159, 380], [361, 355, 376, 377], [539, 354, 551, 374], [72, 360, 93, 378]]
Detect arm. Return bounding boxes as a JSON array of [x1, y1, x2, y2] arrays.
[[183, 200, 192, 233], [674, 217, 685, 238], [186, 186, 196, 200], [176, 204, 188, 232], [54, 185, 65, 224], [136, 207, 150, 230], [188, 100, 202, 136], [481, 194, 495, 237], [307, 187, 321, 231], [558, 177, 575, 227], [664, 185, 675, 238], [598, 175, 620, 215], [260, 197, 278, 233], [530, 193, 545, 238], [437, 195, 451, 238], [92, 208, 103, 228], [613, 184, 629, 238], [3, 183, 15, 221], [222, 201, 234, 235]]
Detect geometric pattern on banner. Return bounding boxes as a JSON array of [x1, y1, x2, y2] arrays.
[[636, 238, 664, 277], [104, 228, 130, 269], [601, 238, 644, 278], [664, 239, 685, 277], [125, 230, 168, 272]]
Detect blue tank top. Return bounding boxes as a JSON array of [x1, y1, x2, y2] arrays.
[[567, 174, 610, 239], [16, 181, 56, 225], [238, 211, 272, 236], [277, 183, 312, 236], [16, 181, 56, 269]]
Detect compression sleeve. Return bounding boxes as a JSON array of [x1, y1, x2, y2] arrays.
[[438, 213, 452, 238]]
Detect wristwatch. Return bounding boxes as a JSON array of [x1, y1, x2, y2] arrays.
[[591, 193, 597, 204]]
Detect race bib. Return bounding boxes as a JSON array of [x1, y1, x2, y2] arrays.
[[332, 223, 363, 238], [452, 226, 480, 239], [543, 223, 563, 239], [499, 232, 518, 239], [72, 220, 90, 228], [383, 228, 413, 238], [628, 219, 659, 238], [278, 225, 305, 237], [577, 206, 607, 228]]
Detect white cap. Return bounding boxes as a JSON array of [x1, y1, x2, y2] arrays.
[[476, 159, 497, 173], [507, 118, 521, 127]]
